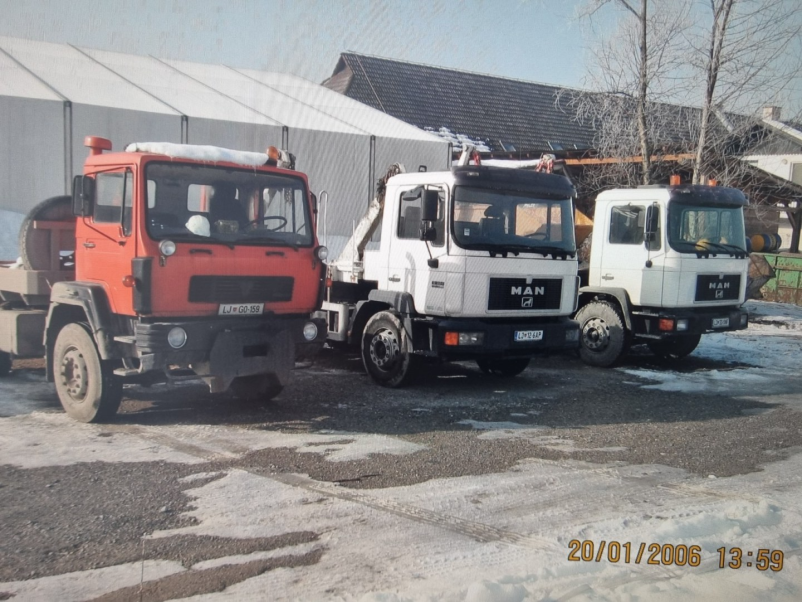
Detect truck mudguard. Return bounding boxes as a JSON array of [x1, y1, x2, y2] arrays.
[[46, 281, 117, 362], [347, 290, 417, 345], [578, 286, 634, 330]]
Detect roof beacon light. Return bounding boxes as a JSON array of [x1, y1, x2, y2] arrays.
[[85, 136, 112, 156], [266, 146, 296, 170]]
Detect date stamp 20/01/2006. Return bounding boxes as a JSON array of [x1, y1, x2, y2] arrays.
[[567, 540, 784, 572]]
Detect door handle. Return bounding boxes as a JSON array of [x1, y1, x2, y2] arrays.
[[389, 275, 401, 282], [602, 273, 614, 280], [83, 242, 96, 249]]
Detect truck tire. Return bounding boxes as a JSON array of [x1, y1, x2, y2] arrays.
[[361, 311, 417, 387], [647, 334, 701, 360], [0, 351, 11, 377], [19, 196, 75, 271], [53, 323, 122, 423], [575, 301, 627, 368], [476, 357, 530, 377], [230, 374, 283, 402]]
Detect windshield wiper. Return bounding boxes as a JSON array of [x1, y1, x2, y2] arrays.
[[693, 240, 746, 258], [499, 244, 575, 259]]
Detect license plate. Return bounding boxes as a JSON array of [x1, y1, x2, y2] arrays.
[[218, 303, 264, 316], [514, 330, 544, 342], [712, 317, 729, 328]]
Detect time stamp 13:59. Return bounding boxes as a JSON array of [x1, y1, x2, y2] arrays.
[[567, 540, 784, 571]]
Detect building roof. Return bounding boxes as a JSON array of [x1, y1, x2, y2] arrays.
[[0, 36, 442, 142], [322, 52, 596, 153]]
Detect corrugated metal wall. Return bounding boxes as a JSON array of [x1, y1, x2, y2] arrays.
[[0, 36, 449, 261]]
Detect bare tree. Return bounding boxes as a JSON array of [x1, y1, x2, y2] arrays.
[[688, 0, 802, 183], [570, 0, 693, 185]]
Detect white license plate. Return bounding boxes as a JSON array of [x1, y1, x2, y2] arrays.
[[514, 330, 544, 342], [712, 317, 729, 328], [218, 303, 264, 316]]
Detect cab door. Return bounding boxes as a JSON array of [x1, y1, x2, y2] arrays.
[[598, 202, 663, 306], [75, 169, 137, 315], [386, 185, 447, 314]]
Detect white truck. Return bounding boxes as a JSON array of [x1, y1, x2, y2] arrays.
[[575, 184, 750, 366], [320, 159, 581, 386]]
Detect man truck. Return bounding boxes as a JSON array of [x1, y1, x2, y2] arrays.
[[575, 184, 750, 366], [320, 154, 581, 386], [0, 136, 326, 422]]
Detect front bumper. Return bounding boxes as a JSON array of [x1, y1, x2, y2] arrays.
[[427, 317, 580, 360], [126, 315, 326, 384], [632, 307, 748, 339]]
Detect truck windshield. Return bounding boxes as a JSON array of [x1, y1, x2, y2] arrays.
[[452, 187, 575, 256], [668, 202, 746, 254], [144, 162, 313, 248]]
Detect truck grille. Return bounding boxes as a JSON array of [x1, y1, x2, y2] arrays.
[[188, 276, 294, 304], [488, 278, 562, 310], [695, 274, 740, 302]]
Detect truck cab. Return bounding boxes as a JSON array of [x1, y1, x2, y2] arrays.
[[576, 185, 750, 366], [35, 137, 327, 421], [323, 164, 580, 386]]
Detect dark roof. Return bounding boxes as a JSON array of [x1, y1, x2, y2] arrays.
[[322, 53, 595, 153]]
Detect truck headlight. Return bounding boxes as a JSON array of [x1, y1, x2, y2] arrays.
[[167, 327, 187, 349], [444, 331, 484, 346], [159, 240, 176, 256], [316, 246, 329, 261], [303, 322, 318, 341], [565, 328, 579, 342], [676, 319, 689, 332]]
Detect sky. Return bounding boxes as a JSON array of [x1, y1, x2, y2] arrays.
[[0, 0, 799, 114], [0, 0, 599, 89]]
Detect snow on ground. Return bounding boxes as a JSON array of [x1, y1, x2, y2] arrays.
[[2, 300, 802, 600], [620, 301, 802, 399]]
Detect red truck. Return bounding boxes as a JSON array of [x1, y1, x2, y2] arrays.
[[0, 136, 327, 422]]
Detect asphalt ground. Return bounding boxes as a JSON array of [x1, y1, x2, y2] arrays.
[[2, 346, 801, 600]]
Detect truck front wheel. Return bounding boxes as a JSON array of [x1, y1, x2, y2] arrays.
[[476, 358, 530, 377], [647, 334, 701, 360], [0, 351, 11, 377], [575, 301, 627, 368], [361, 311, 417, 387], [53, 323, 122, 423]]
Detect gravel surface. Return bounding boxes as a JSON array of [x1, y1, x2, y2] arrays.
[[2, 345, 801, 599]]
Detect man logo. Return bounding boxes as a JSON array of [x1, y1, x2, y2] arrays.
[[715, 289, 724, 299], [521, 297, 534, 308]]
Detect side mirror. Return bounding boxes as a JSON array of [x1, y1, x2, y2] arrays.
[[644, 204, 659, 243], [420, 225, 437, 242], [72, 175, 94, 216], [421, 189, 439, 222], [311, 192, 318, 214]]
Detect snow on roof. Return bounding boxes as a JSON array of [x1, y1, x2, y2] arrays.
[[125, 142, 271, 167]]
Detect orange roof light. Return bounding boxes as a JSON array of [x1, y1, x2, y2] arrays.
[[84, 136, 112, 156], [669, 175, 681, 186]]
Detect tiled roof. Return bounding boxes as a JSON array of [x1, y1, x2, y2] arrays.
[[323, 53, 596, 153]]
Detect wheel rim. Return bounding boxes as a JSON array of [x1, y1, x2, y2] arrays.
[[582, 317, 610, 351], [369, 328, 400, 371], [59, 346, 89, 403]]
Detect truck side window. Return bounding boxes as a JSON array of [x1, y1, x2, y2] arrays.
[[397, 188, 445, 246], [94, 171, 133, 236], [609, 205, 644, 245]]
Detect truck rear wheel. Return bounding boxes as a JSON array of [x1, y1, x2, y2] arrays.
[[575, 301, 627, 368], [361, 311, 417, 387], [53, 323, 122, 423], [476, 358, 530, 377], [647, 334, 701, 360], [230, 374, 284, 402]]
